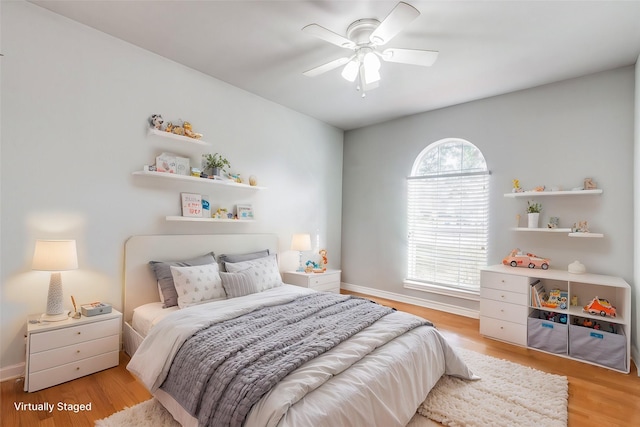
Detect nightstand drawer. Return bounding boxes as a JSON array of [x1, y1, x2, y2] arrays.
[[28, 351, 119, 392], [29, 334, 119, 373], [479, 317, 527, 346], [480, 299, 529, 324], [30, 317, 120, 353], [480, 287, 528, 306], [481, 271, 530, 293], [312, 281, 340, 293], [309, 273, 339, 287]]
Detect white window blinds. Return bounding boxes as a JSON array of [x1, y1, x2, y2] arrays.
[[407, 140, 489, 292]]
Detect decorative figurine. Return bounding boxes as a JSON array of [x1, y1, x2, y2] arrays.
[[547, 216, 559, 229], [577, 221, 589, 233], [183, 121, 203, 139], [512, 179, 523, 193], [584, 178, 597, 190], [149, 114, 164, 130], [319, 249, 328, 271]]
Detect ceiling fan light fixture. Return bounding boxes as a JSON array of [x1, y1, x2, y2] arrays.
[[302, 2, 438, 96], [363, 52, 381, 84], [341, 60, 360, 82]]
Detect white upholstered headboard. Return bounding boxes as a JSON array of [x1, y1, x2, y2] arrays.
[[123, 234, 279, 322]]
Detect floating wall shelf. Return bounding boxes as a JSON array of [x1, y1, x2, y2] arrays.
[[132, 170, 266, 190], [504, 189, 602, 198], [165, 216, 255, 223], [148, 128, 212, 147]]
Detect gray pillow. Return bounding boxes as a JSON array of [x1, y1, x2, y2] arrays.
[[218, 249, 269, 270], [220, 267, 260, 298], [149, 252, 215, 308]]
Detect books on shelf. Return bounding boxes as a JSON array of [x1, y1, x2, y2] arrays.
[[530, 280, 546, 308], [530, 283, 568, 310]]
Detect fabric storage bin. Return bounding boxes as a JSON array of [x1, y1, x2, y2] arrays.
[[569, 325, 626, 371], [527, 313, 568, 354]]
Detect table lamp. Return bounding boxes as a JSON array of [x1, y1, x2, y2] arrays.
[[291, 234, 311, 272], [32, 239, 78, 322]]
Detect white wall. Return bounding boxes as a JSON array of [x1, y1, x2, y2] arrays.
[[0, 1, 343, 372], [342, 67, 635, 323], [634, 55, 639, 374]]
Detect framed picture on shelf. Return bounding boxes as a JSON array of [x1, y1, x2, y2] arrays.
[[181, 193, 202, 217], [235, 204, 254, 220]]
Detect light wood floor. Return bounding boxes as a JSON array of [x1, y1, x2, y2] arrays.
[[2, 291, 639, 426]]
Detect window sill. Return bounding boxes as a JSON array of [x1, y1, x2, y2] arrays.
[[403, 280, 480, 301]]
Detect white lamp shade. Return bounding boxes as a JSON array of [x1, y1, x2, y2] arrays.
[[32, 240, 78, 271], [341, 60, 360, 82], [291, 234, 312, 251]]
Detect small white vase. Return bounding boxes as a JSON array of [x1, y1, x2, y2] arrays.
[[527, 212, 540, 228]]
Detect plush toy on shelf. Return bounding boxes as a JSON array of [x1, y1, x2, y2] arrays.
[[149, 114, 164, 130]]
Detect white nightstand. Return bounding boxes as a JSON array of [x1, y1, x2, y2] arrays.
[[283, 269, 341, 293], [24, 309, 122, 392]]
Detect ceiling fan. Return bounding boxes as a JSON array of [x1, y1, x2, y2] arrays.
[[302, 1, 438, 97]]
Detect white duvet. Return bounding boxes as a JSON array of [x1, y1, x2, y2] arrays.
[[127, 285, 476, 427]]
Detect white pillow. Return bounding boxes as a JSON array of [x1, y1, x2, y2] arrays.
[[220, 267, 260, 298], [170, 263, 225, 308], [225, 253, 283, 291]]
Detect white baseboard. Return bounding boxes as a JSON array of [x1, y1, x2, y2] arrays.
[[341, 282, 479, 319], [0, 362, 25, 382], [632, 344, 639, 376]]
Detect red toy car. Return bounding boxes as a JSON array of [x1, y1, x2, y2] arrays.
[[583, 297, 617, 317], [502, 249, 550, 270]]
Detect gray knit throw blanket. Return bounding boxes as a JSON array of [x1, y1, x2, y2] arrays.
[[160, 292, 404, 427]]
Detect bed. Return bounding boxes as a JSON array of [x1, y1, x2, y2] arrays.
[[123, 234, 475, 427]]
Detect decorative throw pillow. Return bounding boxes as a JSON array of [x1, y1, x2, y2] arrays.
[[225, 253, 283, 291], [149, 252, 215, 308], [220, 267, 260, 298], [218, 249, 270, 270], [170, 263, 225, 309]]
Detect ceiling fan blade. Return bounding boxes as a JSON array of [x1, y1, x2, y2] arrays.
[[370, 2, 420, 45], [302, 24, 356, 49], [381, 48, 439, 67], [303, 56, 353, 77]]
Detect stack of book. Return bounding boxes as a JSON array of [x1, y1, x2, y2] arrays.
[[530, 280, 547, 308]]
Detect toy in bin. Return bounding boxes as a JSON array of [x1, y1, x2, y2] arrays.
[[81, 302, 112, 317], [503, 248, 550, 270], [583, 296, 616, 318]]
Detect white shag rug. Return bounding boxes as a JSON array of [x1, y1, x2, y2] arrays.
[[96, 348, 568, 427], [418, 348, 568, 427]]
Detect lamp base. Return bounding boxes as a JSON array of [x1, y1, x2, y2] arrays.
[[40, 310, 70, 322]]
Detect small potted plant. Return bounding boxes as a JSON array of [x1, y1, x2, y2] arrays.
[[526, 201, 542, 228], [203, 153, 231, 177]]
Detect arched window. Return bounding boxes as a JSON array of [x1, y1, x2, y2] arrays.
[[406, 138, 489, 293]]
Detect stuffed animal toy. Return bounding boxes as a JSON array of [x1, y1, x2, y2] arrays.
[[183, 121, 203, 139], [149, 114, 164, 130]]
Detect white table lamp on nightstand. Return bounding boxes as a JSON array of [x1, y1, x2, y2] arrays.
[[32, 239, 78, 322], [291, 233, 311, 272]]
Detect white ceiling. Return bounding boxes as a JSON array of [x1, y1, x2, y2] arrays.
[[29, 0, 640, 131]]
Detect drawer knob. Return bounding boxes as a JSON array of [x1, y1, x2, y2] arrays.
[[76, 350, 81, 354], [500, 295, 505, 298], [500, 326, 504, 330], [77, 332, 81, 335], [500, 309, 504, 313], [76, 367, 80, 371]]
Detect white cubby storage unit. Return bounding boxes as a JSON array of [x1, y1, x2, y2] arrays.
[[133, 127, 265, 223], [480, 264, 631, 373]]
